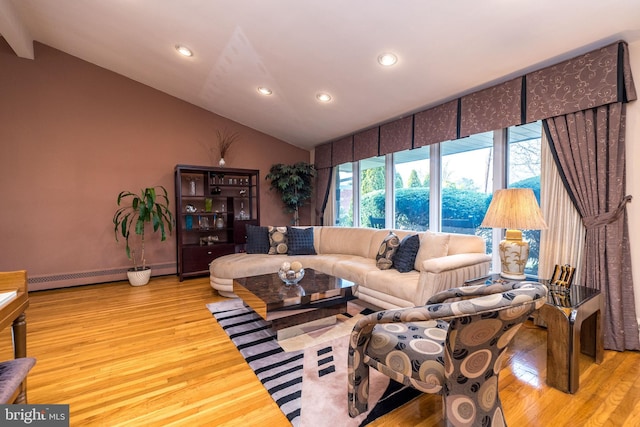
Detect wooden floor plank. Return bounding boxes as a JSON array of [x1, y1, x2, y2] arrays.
[[1, 276, 639, 426]]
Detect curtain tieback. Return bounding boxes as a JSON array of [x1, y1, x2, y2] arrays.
[[582, 195, 632, 229]]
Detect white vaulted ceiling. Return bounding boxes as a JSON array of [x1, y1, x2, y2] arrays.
[[1, 0, 640, 150]]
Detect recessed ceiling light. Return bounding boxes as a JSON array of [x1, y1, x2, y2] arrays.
[[377, 52, 398, 66], [175, 44, 193, 57], [316, 92, 332, 103], [257, 87, 273, 96]]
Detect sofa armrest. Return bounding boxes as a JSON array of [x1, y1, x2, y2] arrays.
[[420, 253, 491, 274]]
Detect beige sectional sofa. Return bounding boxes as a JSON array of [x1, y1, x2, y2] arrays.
[[210, 226, 491, 309]]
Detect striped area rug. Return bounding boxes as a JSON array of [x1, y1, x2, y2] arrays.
[[208, 299, 422, 427]]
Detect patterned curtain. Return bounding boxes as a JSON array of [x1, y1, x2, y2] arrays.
[[314, 143, 332, 225], [314, 167, 333, 226], [544, 104, 640, 351]]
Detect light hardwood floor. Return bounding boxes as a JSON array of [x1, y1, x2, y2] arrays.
[[1, 276, 639, 426]]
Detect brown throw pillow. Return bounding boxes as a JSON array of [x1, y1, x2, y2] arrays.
[[268, 226, 288, 255], [376, 232, 400, 270]]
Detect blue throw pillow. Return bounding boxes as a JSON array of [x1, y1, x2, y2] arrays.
[[393, 234, 420, 272], [287, 226, 317, 255], [245, 224, 270, 254]]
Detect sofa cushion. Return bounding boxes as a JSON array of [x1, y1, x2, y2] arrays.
[[268, 226, 288, 255], [414, 231, 451, 270], [287, 226, 317, 255], [447, 233, 486, 255], [393, 234, 420, 272], [210, 253, 279, 278], [365, 268, 421, 304], [245, 224, 270, 254], [376, 232, 400, 270], [333, 256, 378, 285], [318, 227, 378, 258]]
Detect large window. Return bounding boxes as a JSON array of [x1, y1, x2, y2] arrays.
[[335, 163, 353, 227], [360, 157, 385, 228], [508, 122, 542, 276], [329, 121, 543, 274], [393, 146, 430, 230], [441, 130, 494, 236]]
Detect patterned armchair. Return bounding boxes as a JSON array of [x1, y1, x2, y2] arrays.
[[348, 281, 547, 427]]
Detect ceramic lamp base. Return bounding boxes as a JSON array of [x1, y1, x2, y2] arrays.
[[498, 229, 529, 280]]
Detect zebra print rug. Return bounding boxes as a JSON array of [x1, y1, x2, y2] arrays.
[[208, 299, 422, 427]]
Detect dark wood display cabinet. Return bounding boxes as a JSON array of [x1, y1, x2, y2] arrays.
[[175, 165, 260, 281]]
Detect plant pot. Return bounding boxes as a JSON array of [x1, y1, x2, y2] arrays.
[[127, 268, 151, 286]]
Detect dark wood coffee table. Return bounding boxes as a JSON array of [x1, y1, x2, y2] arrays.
[[233, 269, 355, 340]]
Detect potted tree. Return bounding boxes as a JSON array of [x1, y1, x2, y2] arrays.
[[266, 162, 316, 225], [112, 186, 174, 286]]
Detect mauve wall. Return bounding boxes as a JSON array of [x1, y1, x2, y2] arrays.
[[626, 40, 640, 326], [0, 39, 310, 290]]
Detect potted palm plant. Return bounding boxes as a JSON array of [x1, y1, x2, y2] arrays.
[[266, 162, 316, 225], [112, 186, 174, 286]]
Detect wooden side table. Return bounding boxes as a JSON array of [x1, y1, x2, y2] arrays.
[[538, 284, 604, 393], [464, 275, 604, 394]]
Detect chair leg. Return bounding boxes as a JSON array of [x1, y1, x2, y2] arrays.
[[15, 380, 27, 404], [347, 359, 370, 417]]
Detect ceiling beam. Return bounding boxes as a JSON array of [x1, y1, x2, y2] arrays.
[[0, 0, 34, 59]]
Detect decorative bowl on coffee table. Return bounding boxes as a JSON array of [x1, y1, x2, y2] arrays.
[[278, 268, 305, 286]]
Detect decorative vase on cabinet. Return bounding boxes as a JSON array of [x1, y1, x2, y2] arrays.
[[174, 165, 260, 281]]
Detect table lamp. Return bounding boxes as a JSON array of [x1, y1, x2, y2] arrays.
[[481, 188, 548, 280]]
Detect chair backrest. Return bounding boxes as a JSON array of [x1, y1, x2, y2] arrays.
[[439, 282, 546, 425]]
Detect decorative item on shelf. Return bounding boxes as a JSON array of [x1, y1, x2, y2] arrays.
[[266, 162, 316, 226], [185, 204, 197, 213], [480, 188, 548, 280], [278, 261, 305, 286], [200, 235, 219, 246], [198, 215, 210, 230], [112, 186, 174, 286], [211, 186, 221, 195], [187, 177, 199, 196], [215, 215, 225, 229], [237, 201, 248, 220], [212, 128, 240, 167], [205, 198, 212, 212], [185, 215, 193, 230]]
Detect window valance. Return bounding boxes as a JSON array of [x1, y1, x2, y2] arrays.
[[315, 142, 332, 169], [526, 42, 636, 122], [414, 100, 458, 148], [353, 127, 379, 161], [459, 77, 522, 137], [332, 135, 353, 166], [317, 40, 636, 169], [380, 115, 413, 155]]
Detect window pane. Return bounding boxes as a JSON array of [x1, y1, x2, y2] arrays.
[[360, 157, 385, 228], [393, 146, 430, 230], [441, 131, 494, 240], [508, 121, 542, 276], [335, 163, 353, 227]]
